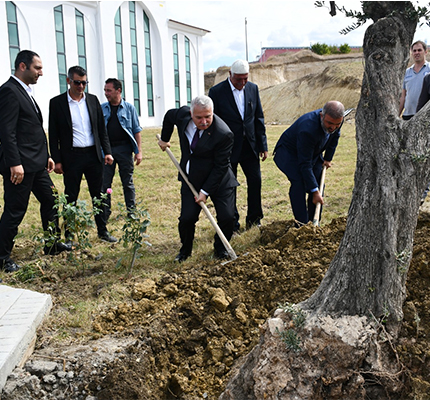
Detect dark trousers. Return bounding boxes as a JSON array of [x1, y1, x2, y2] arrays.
[[102, 143, 135, 222], [63, 147, 107, 236], [0, 169, 58, 260], [232, 140, 263, 230], [286, 161, 324, 225], [178, 183, 235, 256]]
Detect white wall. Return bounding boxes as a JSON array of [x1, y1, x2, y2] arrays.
[[0, 1, 208, 128]]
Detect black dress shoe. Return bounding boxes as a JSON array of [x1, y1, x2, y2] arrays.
[[246, 220, 262, 230], [0, 259, 21, 273], [98, 232, 118, 243], [174, 253, 189, 263], [43, 241, 73, 256], [214, 250, 230, 260]]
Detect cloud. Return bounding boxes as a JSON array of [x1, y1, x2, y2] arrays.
[[167, 1, 428, 71]]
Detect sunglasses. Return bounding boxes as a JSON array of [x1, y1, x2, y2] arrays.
[[72, 80, 88, 86]]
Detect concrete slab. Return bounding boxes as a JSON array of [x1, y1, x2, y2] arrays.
[[0, 285, 52, 391]]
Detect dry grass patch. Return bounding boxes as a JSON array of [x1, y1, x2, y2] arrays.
[[0, 122, 357, 340]]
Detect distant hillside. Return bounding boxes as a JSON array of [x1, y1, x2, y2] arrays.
[[205, 49, 364, 124], [259, 56, 364, 125]]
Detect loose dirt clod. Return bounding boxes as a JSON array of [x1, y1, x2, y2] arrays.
[[3, 213, 430, 399]]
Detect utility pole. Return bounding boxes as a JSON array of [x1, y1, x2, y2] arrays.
[[245, 17, 248, 62]]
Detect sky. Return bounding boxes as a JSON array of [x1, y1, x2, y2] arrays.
[[165, 0, 430, 72]]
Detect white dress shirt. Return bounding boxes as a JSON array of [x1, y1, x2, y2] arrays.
[[185, 120, 201, 173], [228, 77, 245, 120], [185, 120, 208, 195], [185, 121, 201, 150], [11, 75, 39, 112], [67, 91, 95, 148]]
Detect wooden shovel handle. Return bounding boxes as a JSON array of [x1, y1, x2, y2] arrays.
[[312, 165, 327, 226], [156, 134, 237, 260]]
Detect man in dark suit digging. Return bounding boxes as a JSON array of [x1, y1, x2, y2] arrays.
[[158, 95, 238, 262]]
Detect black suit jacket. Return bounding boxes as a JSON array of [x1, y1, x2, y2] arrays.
[[209, 79, 267, 163], [48, 92, 111, 171], [417, 73, 430, 112], [160, 106, 238, 195], [0, 77, 49, 173]]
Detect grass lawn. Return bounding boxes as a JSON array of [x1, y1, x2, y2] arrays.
[[0, 121, 357, 340]]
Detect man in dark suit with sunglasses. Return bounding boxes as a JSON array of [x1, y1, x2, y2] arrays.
[[49, 66, 117, 243]]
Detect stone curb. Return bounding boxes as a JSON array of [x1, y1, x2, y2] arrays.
[[0, 285, 52, 391]]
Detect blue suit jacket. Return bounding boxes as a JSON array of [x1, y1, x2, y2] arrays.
[[273, 109, 340, 192], [209, 79, 267, 163]]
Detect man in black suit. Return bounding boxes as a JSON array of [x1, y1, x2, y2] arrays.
[[209, 59, 268, 231], [49, 66, 117, 243], [0, 50, 71, 273], [158, 95, 238, 262]]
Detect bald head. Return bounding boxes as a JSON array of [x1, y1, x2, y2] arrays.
[[320, 101, 344, 134], [322, 101, 345, 119]]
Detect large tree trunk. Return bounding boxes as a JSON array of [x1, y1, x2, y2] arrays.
[[301, 1, 422, 331], [219, 3, 428, 399]]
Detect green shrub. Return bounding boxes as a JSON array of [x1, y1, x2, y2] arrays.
[[339, 43, 351, 54], [329, 45, 339, 54], [311, 42, 351, 55], [119, 202, 151, 277], [311, 42, 330, 55]]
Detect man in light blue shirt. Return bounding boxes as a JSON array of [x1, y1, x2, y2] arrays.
[[399, 40, 430, 120], [101, 78, 142, 222]]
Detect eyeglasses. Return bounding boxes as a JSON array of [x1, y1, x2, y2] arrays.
[[72, 80, 88, 86]]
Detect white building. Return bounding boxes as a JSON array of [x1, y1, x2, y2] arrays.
[[0, 1, 209, 127]]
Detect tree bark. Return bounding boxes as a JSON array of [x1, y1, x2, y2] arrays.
[[302, 2, 422, 330]]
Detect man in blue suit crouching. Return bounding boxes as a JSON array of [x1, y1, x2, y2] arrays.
[[273, 101, 344, 225]]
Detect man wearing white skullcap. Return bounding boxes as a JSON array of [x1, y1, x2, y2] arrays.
[[230, 59, 249, 74], [209, 59, 268, 231]]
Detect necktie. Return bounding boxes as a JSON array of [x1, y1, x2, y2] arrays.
[[31, 96, 43, 123], [190, 127, 200, 151], [31, 96, 40, 113]]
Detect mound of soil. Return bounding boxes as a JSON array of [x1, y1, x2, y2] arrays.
[[4, 214, 430, 399], [205, 50, 365, 125]]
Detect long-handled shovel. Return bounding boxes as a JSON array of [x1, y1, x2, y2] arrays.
[[156, 134, 237, 260], [311, 109, 352, 227], [312, 165, 327, 226]]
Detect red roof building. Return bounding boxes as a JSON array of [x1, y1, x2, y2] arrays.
[[257, 47, 307, 63]]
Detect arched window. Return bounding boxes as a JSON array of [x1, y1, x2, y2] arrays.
[[6, 1, 20, 74], [75, 9, 87, 70], [54, 5, 67, 92], [185, 36, 192, 106], [129, 1, 140, 115], [173, 34, 180, 108], [115, 8, 125, 99], [143, 11, 154, 117]]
